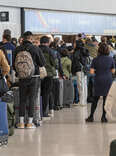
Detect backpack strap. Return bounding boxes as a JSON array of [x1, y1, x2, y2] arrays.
[[23, 44, 32, 53]]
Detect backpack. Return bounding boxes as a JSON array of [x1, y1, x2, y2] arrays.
[[80, 48, 91, 74], [15, 48, 35, 79]]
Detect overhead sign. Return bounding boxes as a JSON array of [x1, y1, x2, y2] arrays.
[[0, 12, 9, 22], [25, 9, 116, 35]]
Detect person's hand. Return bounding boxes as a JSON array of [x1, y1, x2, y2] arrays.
[[63, 76, 66, 80]]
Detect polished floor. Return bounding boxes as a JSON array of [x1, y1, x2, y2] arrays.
[[1, 103, 116, 156]]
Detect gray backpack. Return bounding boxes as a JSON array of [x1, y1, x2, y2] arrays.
[[15, 51, 35, 79]]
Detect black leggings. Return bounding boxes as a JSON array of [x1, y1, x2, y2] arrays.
[[90, 96, 107, 118], [19, 77, 40, 117], [41, 77, 54, 116]]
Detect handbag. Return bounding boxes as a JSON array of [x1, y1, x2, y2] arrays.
[[39, 66, 47, 79], [0, 72, 9, 96]]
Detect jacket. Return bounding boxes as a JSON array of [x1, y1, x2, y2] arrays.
[[14, 40, 45, 75], [1, 42, 15, 52], [0, 50, 10, 75], [0, 42, 16, 66], [72, 47, 89, 75], [61, 56, 72, 79], [50, 48, 64, 77], [85, 43, 98, 58], [39, 45, 56, 77]]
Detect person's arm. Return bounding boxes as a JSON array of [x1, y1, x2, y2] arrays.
[[67, 59, 72, 74], [111, 58, 115, 74], [0, 50, 10, 75], [90, 68, 95, 74], [57, 53, 64, 76], [111, 69, 115, 74], [37, 47, 46, 67], [35, 47, 46, 67]]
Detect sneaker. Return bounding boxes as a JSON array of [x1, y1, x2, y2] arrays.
[[43, 115, 51, 121], [49, 110, 54, 117], [85, 116, 94, 122], [26, 123, 36, 129], [73, 103, 79, 106], [101, 117, 108, 123], [17, 123, 25, 129]]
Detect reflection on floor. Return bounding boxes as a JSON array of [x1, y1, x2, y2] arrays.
[[1, 103, 116, 156]]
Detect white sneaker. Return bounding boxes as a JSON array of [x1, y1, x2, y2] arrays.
[[73, 103, 79, 106], [43, 117, 51, 121], [49, 110, 54, 117]]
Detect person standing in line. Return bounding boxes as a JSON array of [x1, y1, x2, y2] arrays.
[[33, 37, 40, 47], [39, 36, 56, 118], [60, 48, 72, 79], [86, 43, 115, 123], [11, 38, 18, 48], [14, 31, 45, 129], [1, 34, 15, 65], [0, 29, 11, 47], [18, 36, 23, 46], [72, 34, 89, 106], [0, 33, 16, 85], [99, 36, 107, 47]]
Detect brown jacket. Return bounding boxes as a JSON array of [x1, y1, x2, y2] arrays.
[[0, 50, 10, 75]]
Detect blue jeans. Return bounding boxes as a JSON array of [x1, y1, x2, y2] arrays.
[[73, 79, 79, 103]]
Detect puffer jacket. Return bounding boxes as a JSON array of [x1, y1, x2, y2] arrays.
[[0, 50, 10, 75], [39, 45, 56, 77], [61, 56, 72, 79]]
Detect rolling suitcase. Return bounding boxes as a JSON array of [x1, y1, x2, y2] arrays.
[[1, 91, 15, 136], [110, 140, 116, 156], [7, 103, 15, 136], [59, 79, 64, 108], [53, 79, 60, 110], [0, 101, 8, 146], [78, 71, 88, 106], [63, 79, 74, 107]]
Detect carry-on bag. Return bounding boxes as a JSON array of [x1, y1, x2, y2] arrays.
[[63, 79, 74, 107], [40, 96, 43, 119], [2, 91, 15, 136], [105, 81, 116, 121], [53, 79, 60, 110], [110, 140, 116, 156], [78, 71, 88, 106], [7, 103, 15, 136], [0, 101, 8, 146], [59, 79, 64, 108]]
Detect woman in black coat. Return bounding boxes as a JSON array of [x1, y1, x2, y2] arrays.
[[86, 43, 115, 123]]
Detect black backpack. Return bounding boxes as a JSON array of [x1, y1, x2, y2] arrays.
[[80, 47, 91, 74]]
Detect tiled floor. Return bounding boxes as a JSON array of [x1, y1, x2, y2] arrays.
[[1, 103, 116, 156]]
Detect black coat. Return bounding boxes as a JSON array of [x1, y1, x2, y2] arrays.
[[14, 40, 45, 75], [72, 47, 89, 75]]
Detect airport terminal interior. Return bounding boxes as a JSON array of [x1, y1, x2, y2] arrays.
[[1, 0, 116, 156]]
